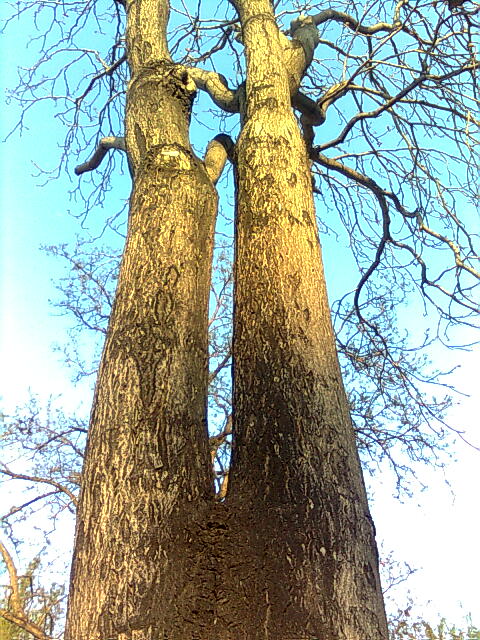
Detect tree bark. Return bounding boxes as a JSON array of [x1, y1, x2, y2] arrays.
[[64, 2, 219, 638], [65, 1, 388, 638], [225, 1, 389, 638]]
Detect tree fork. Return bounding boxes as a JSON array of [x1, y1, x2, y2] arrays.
[[65, 0, 388, 637]]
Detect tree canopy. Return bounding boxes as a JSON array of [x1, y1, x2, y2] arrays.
[[5, 0, 479, 490]]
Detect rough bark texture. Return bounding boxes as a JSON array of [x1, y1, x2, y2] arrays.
[[64, 2, 219, 638], [65, 0, 389, 638], [225, 1, 389, 638]]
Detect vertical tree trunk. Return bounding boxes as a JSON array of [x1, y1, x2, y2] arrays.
[[64, 2, 219, 638], [65, 1, 388, 638], [226, 1, 389, 638]]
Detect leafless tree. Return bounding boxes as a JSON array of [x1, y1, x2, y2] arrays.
[[2, 0, 479, 637]]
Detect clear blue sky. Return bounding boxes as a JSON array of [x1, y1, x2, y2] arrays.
[[1, 1, 479, 628]]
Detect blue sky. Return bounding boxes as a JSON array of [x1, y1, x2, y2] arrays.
[[1, 0, 480, 629]]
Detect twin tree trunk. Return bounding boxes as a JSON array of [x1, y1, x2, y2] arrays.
[[65, 1, 388, 639]]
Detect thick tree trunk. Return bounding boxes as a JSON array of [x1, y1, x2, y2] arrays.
[[64, 2, 219, 638], [66, 1, 388, 638], [225, 1, 389, 638]]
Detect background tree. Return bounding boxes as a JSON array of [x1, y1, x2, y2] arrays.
[[0, 542, 64, 640], [1, 0, 479, 638], [389, 610, 480, 640]]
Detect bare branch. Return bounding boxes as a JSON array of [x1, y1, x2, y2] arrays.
[[184, 26, 233, 64], [187, 67, 240, 112], [0, 541, 52, 640], [316, 71, 427, 152], [74, 136, 127, 176], [311, 149, 413, 218], [209, 416, 232, 464], [2, 491, 63, 520], [310, 8, 402, 35], [0, 540, 22, 614], [312, 152, 393, 328], [216, 472, 229, 501], [204, 134, 235, 185], [0, 466, 78, 507], [0, 609, 52, 640], [209, 347, 232, 384], [74, 53, 127, 111]]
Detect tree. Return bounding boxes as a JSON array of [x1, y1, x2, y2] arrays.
[[3, 0, 479, 638], [0, 541, 64, 640], [389, 608, 480, 640]]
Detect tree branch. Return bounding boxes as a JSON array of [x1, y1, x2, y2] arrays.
[[209, 347, 232, 384], [204, 133, 235, 185], [293, 80, 351, 128], [0, 540, 21, 614], [0, 609, 52, 640], [187, 67, 240, 113], [0, 541, 52, 640], [189, 17, 321, 114], [74, 136, 127, 175], [312, 151, 480, 321], [74, 53, 127, 109], [0, 466, 78, 507], [184, 27, 233, 64], [311, 8, 400, 34], [188, 16, 321, 118], [209, 417, 232, 464], [2, 491, 62, 520], [307, 0, 413, 38], [311, 150, 414, 218], [316, 71, 427, 152]]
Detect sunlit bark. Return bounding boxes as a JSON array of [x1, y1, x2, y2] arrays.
[[226, 0, 388, 637], [64, 1, 218, 638]]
